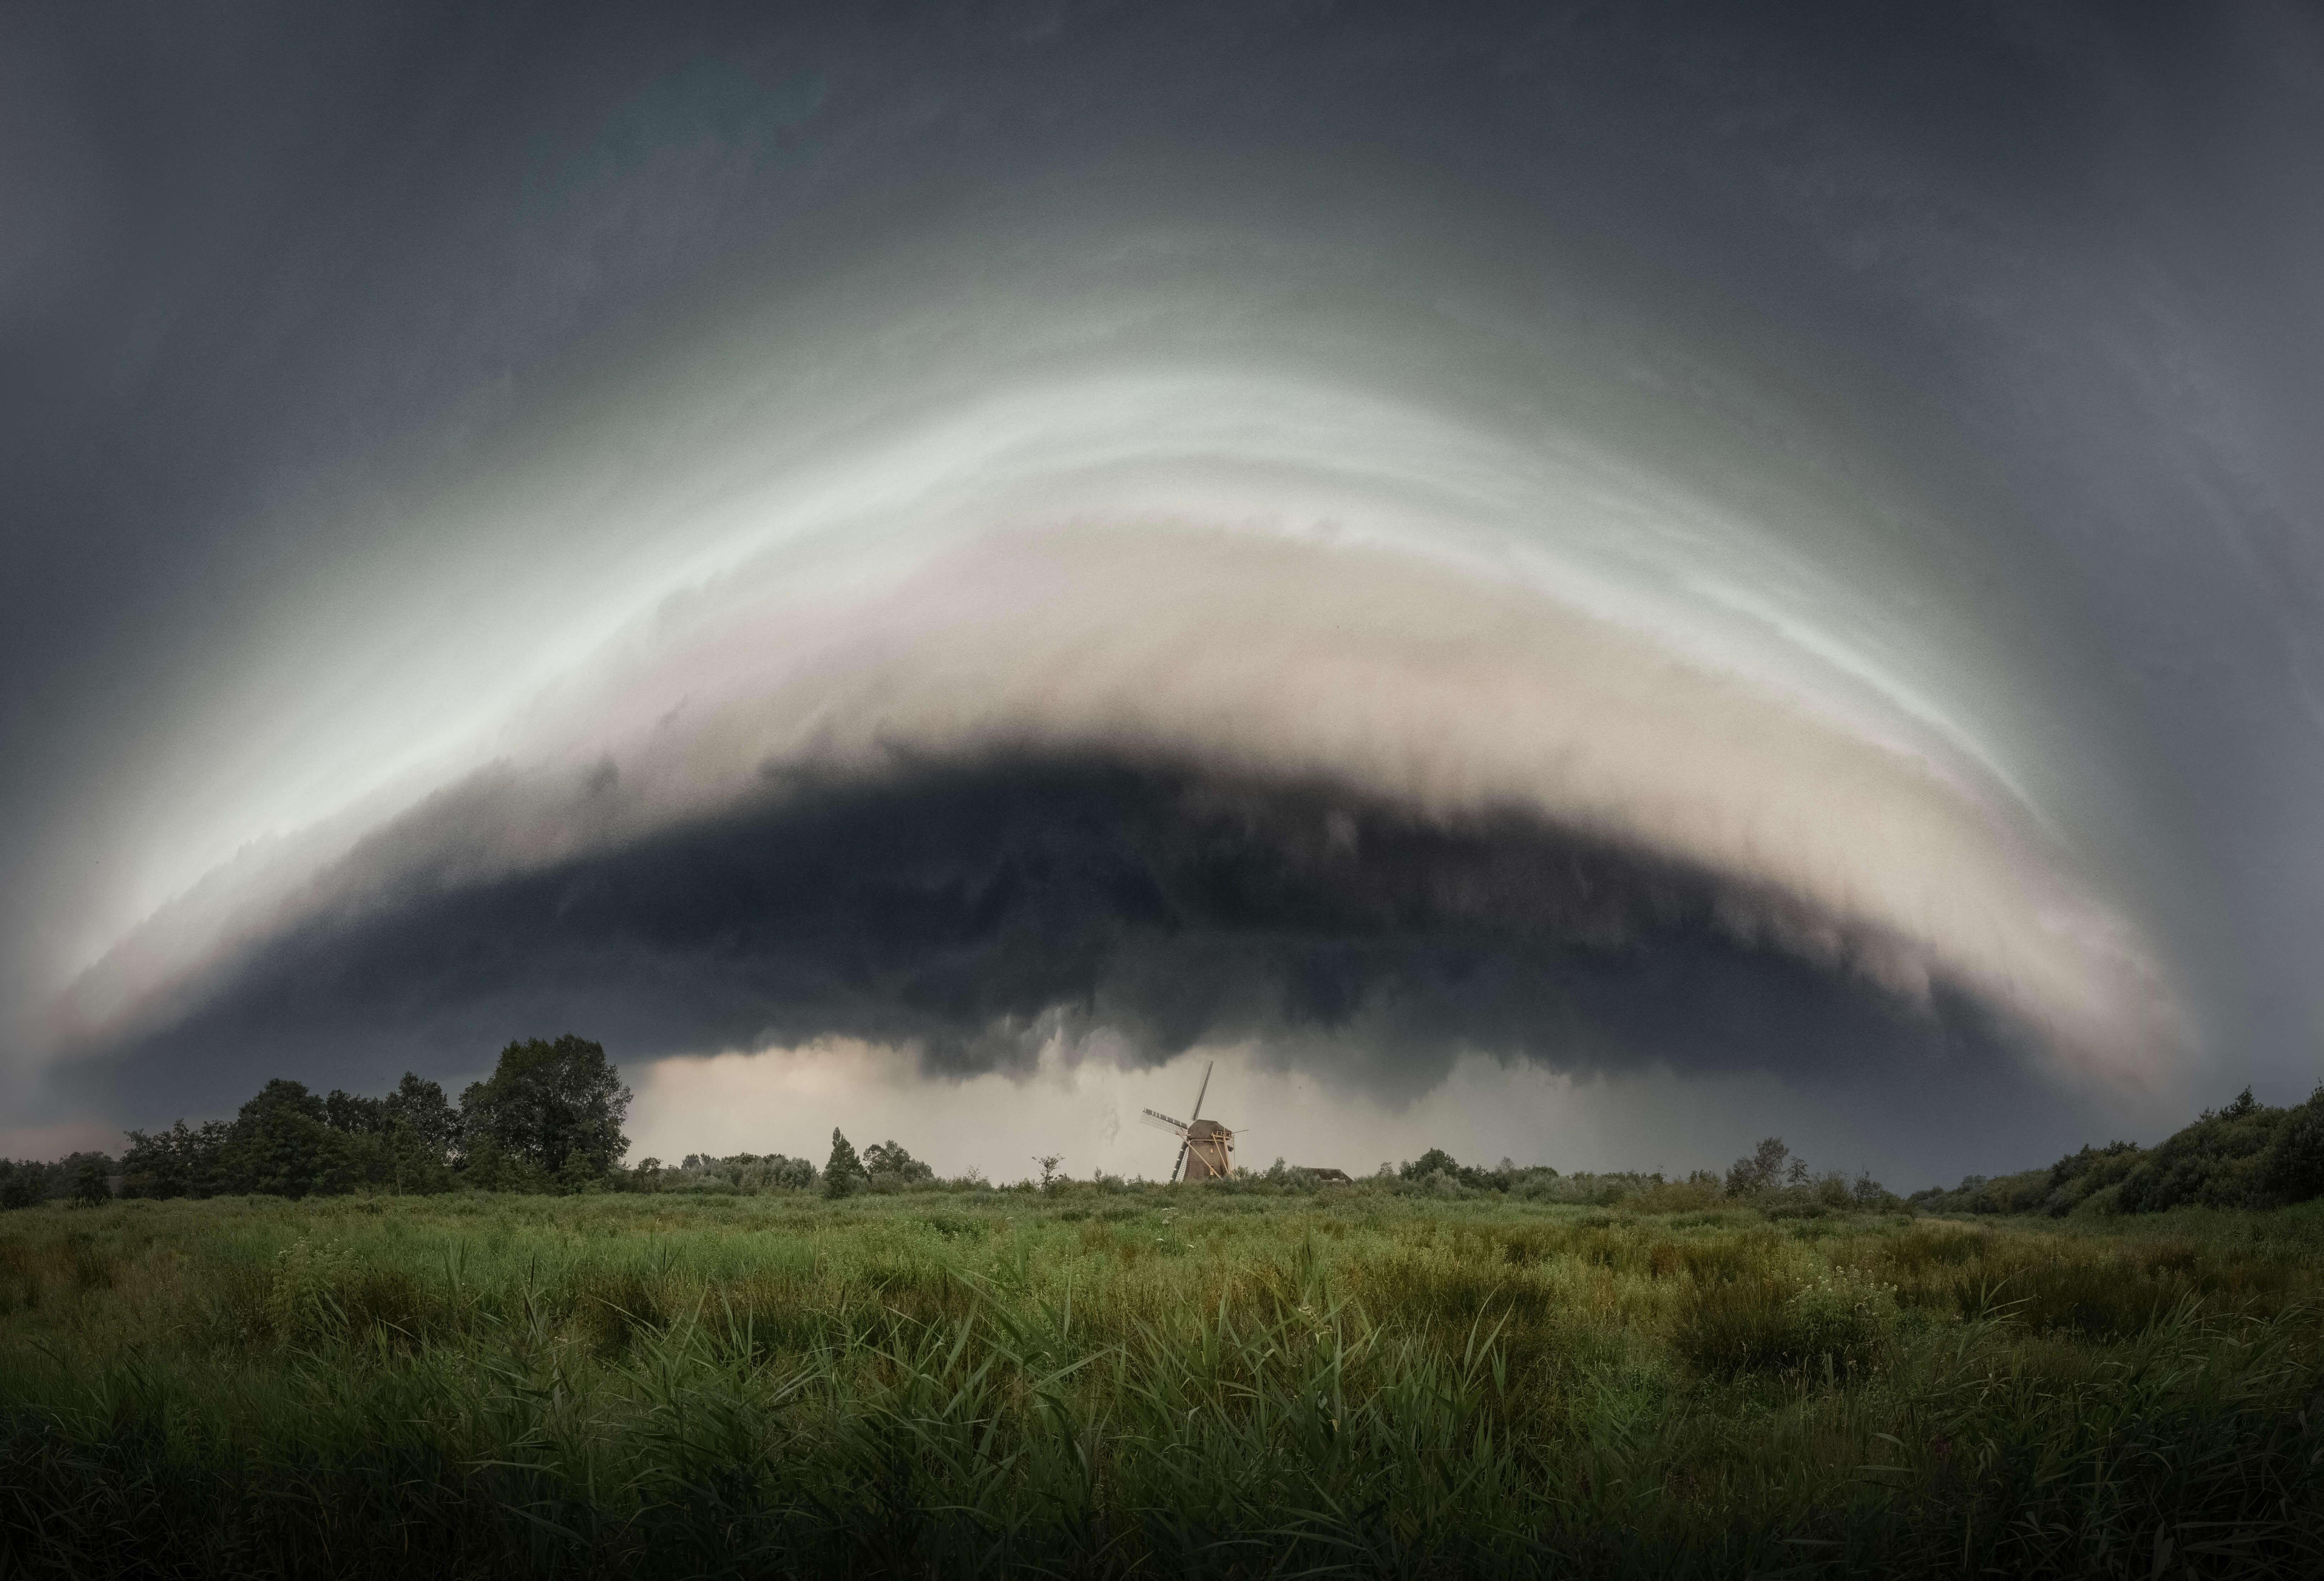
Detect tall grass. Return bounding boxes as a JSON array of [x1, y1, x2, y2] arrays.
[[3, 1190, 2321, 1576]]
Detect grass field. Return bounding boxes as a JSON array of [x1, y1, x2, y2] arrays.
[[5, 1183, 2322, 1577]]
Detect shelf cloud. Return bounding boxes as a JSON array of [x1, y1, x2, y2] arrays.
[[53, 524, 2176, 1115]]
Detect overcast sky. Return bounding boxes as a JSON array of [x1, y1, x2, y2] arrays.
[[4, 1, 2319, 1186]]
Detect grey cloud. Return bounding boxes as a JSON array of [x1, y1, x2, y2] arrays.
[[53, 751, 2040, 1121], [43, 516, 2170, 1132]]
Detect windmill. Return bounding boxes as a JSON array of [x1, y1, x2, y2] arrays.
[[1140, 1059, 1238, 1181]]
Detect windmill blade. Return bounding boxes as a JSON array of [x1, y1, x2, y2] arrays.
[[1162, 1060, 1218, 1186], [1141, 1108, 1190, 1132], [1175, 1059, 1215, 1184], [1140, 1110, 1189, 1137]]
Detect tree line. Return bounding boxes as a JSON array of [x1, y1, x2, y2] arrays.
[[0, 1037, 959, 1209], [12, 1052, 2319, 1215], [1909, 1084, 2324, 1217], [639, 1132, 934, 1197], [0, 1035, 632, 1204]]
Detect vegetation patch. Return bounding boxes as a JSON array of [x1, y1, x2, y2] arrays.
[[10, 1054, 2324, 1575], [3, 1189, 2321, 1578]]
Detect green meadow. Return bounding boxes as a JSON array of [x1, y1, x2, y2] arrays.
[[4, 1185, 2322, 1578]]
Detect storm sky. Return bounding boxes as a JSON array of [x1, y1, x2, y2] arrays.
[[4, 1, 2319, 1184]]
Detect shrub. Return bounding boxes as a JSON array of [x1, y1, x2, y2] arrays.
[[1391, 1148, 1569, 1194], [2039, 1141, 2144, 1214], [1908, 1093, 2318, 1218], [264, 1238, 357, 1345], [1630, 1177, 1722, 1213], [1671, 1266, 1892, 1380], [2117, 1090, 2284, 1213]]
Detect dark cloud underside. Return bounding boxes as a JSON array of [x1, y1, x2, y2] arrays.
[[58, 754, 2032, 1118]]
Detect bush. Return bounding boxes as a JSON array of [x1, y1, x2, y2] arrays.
[[263, 1238, 359, 1345], [1907, 1091, 2324, 1218], [2040, 1142, 2145, 1214], [2117, 1089, 2283, 1213], [1670, 1266, 1893, 1380], [1629, 1177, 1723, 1213]]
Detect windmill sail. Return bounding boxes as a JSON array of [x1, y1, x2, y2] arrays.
[[1173, 1060, 1213, 1183]]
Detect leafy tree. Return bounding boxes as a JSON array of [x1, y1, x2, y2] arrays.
[[324, 1090, 387, 1135], [460, 1036, 630, 1190], [1849, 1171, 1897, 1209], [380, 1073, 460, 1193], [2116, 1091, 2286, 1213], [1725, 1138, 1791, 1197], [385, 1072, 460, 1153], [668, 1152, 817, 1191], [864, 1140, 934, 1184], [762, 1154, 818, 1190], [62, 1152, 114, 1207], [1909, 1088, 2324, 1218], [222, 1079, 340, 1199], [119, 1120, 233, 1199], [1398, 1148, 1461, 1182], [2265, 1085, 2324, 1204], [0, 1159, 40, 1209], [457, 1129, 533, 1193], [823, 1129, 865, 1198], [2027, 1141, 2145, 1215], [1392, 1148, 1544, 1192], [117, 1129, 173, 1198]]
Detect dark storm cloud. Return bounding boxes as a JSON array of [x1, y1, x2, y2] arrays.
[[55, 752, 2036, 1118], [44, 523, 2164, 1126]]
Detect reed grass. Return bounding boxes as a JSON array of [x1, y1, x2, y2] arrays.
[[3, 1187, 2321, 1576]]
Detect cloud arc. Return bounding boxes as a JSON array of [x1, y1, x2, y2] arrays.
[[53, 518, 2179, 1114]]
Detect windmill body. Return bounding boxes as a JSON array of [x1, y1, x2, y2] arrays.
[[1179, 1118, 1235, 1180]]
